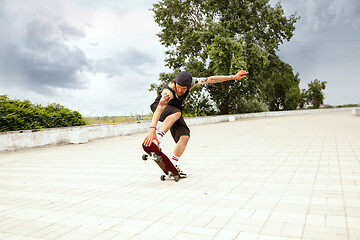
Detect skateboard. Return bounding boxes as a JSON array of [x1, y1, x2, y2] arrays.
[[142, 142, 183, 182]]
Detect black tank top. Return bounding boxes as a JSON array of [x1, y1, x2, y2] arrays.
[[151, 84, 189, 111]]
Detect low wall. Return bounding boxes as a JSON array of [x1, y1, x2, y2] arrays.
[[352, 108, 360, 116], [0, 122, 151, 152], [0, 107, 358, 152], [185, 107, 358, 125]]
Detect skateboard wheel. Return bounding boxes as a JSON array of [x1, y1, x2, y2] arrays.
[[142, 154, 148, 161], [174, 175, 180, 182], [160, 175, 166, 181], [155, 156, 162, 163]]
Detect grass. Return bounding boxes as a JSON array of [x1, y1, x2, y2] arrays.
[[84, 114, 153, 125]]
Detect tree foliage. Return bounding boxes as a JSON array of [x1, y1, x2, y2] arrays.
[[298, 80, 327, 109], [306, 79, 327, 109], [0, 95, 86, 132], [299, 89, 308, 109], [264, 55, 301, 111], [151, 0, 299, 114]]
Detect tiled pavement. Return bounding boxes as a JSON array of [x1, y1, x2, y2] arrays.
[[0, 111, 359, 240]]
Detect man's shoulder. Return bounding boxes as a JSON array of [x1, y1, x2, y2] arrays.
[[161, 86, 174, 99]]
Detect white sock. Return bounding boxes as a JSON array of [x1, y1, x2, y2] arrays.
[[171, 155, 180, 166], [156, 130, 165, 143]]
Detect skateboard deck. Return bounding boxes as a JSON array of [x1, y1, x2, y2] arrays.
[[142, 142, 183, 182]]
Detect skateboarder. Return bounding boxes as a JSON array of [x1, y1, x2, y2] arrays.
[[143, 70, 249, 177]]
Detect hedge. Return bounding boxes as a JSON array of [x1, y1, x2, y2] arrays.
[[0, 95, 86, 132]]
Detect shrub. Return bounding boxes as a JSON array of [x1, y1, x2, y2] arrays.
[[0, 95, 86, 132]]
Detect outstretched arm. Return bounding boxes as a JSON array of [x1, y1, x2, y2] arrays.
[[193, 70, 249, 86]]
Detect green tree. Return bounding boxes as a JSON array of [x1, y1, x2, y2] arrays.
[[264, 55, 301, 110], [306, 79, 327, 109], [151, 0, 299, 114], [299, 89, 308, 109], [284, 85, 301, 110]]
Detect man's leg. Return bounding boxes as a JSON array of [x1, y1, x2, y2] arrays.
[[173, 135, 190, 157], [152, 105, 182, 145], [159, 111, 181, 134], [171, 135, 189, 177], [169, 116, 190, 178]]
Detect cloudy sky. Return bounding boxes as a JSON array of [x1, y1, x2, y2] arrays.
[[0, 0, 359, 116]]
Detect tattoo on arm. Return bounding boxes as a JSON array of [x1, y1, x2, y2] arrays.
[[193, 77, 208, 85], [159, 91, 170, 107]]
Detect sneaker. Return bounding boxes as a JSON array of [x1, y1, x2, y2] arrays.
[[174, 164, 187, 178]]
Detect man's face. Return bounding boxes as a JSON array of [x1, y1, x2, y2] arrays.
[[176, 84, 188, 96]]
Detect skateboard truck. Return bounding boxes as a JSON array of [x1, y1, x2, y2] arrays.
[[142, 152, 162, 163], [161, 172, 180, 182]]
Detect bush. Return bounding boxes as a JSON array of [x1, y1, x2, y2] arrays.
[[0, 95, 86, 132], [336, 104, 360, 108], [233, 98, 269, 114]]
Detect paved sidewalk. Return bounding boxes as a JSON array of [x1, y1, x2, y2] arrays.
[[0, 111, 359, 240]]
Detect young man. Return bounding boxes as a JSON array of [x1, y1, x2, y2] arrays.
[[143, 70, 249, 177]]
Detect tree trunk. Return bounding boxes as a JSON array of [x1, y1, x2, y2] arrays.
[[312, 98, 318, 109], [219, 82, 230, 114], [219, 102, 229, 115], [275, 99, 280, 111]]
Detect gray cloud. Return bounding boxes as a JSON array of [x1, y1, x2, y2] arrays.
[[0, 15, 90, 94], [276, 0, 360, 104], [279, 0, 360, 36], [73, 0, 155, 12], [25, 18, 85, 49], [94, 47, 156, 78], [318, 0, 360, 29], [119, 47, 156, 67], [0, 5, 157, 96], [278, 0, 360, 67]]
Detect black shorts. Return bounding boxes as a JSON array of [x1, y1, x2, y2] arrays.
[[150, 103, 190, 143]]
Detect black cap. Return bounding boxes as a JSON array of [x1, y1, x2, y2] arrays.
[[176, 71, 192, 86]]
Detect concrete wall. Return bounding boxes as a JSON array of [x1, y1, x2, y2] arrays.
[[352, 108, 360, 116], [1, 107, 358, 152], [0, 122, 151, 152]]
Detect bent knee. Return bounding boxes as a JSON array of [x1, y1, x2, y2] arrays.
[[170, 111, 181, 120], [179, 135, 190, 142]]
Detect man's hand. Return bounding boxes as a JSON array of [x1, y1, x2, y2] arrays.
[[143, 128, 159, 147], [233, 70, 249, 80]]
